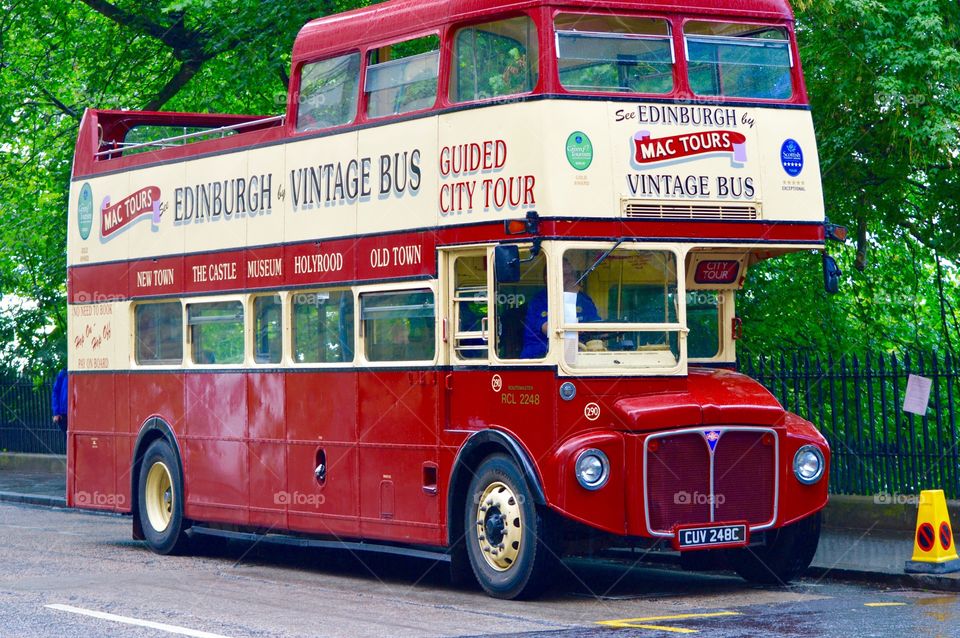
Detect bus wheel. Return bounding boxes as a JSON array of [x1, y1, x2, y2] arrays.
[[465, 454, 556, 599], [137, 439, 189, 555], [732, 512, 821, 585]]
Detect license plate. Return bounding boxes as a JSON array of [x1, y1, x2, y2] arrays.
[[674, 523, 748, 551]]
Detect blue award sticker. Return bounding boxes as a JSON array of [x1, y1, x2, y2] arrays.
[[780, 139, 804, 177], [77, 183, 93, 240]]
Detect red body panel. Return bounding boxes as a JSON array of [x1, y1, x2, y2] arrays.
[[69, 365, 828, 545]]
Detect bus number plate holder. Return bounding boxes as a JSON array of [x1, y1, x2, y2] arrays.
[[673, 522, 749, 551]]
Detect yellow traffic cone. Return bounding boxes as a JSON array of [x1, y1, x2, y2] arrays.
[[904, 489, 960, 574]]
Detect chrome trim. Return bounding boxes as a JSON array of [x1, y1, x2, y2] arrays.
[[575, 448, 610, 491], [793, 444, 825, 485], [642, 426, 779, 538]]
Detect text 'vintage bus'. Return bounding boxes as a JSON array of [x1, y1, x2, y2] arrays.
[[67, 0, 835, 599]]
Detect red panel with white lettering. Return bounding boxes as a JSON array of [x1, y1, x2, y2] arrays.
[[284, 238, 357, 287], [694, 260, 740, 285], [243, 246, 286, 291], [356, 231, 436, 281], [184, 250, 246, 294], [129, 256, 182, 299]]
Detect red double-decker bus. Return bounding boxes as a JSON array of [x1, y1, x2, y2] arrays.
[[67, 0, 832, 599]]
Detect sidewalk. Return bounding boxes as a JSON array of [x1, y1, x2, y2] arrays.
[[811, 526, 960, 591], [1, 454, 958, 591], [0, 453, 66, 507]]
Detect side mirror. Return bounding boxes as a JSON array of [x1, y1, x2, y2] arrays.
[[494, 245, 520, 283], [823, 253, 841, 295]]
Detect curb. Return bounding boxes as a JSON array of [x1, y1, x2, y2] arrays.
[[824, 494, 960, 533], [0, 491, 66, 508], [0, 453, 66, 474], [808, 565, 960, 593]]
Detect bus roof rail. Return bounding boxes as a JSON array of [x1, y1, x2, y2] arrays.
[[94, 114, 286, 158]]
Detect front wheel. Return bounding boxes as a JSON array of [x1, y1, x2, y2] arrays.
[[464, 454, 557, 599], [732, 512, 821, 585], [137, 438, 190, 555]]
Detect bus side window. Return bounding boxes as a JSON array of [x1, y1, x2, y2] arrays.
[[451, 16, 539, 103], [366, 35, 440, 118], [187, 301, 244, 365], [134, 301, 183, 365], [253, 295, 282, 364], [296, 52, 362, 132], [292, 290, 354, 364], [361, 290, 435, 362]]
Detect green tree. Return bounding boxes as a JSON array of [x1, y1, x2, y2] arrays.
[[740, 0, 960, 358], [0, 0, 366, 379]]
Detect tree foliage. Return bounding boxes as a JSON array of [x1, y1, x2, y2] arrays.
[[740, 0, 960, 359], [0, 0, 958, 378], [0, 0, 361, 379]]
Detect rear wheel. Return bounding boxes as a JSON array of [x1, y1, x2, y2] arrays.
[[137, 439, 189, 555], [464, 454, 557, 599], [732, 512, 821, 584]]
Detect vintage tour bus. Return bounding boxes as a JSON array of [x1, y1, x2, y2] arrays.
[[67, 0, 834, 599]]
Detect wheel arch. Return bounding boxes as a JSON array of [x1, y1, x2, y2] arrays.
[[130, 417, 185, 540], [446, 429, 546, 547]]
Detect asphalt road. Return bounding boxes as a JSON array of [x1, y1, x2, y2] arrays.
[[0, 502, 957, 638]]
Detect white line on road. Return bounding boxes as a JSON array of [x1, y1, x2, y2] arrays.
[[45, 604, 234, 638]]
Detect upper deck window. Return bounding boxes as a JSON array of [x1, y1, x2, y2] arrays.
[[451, 16, 539, 103], [555, 15, 673, 94], [296, 52, 361, 132], [684, 22, 793, 100], [366, 35, 440, 118]]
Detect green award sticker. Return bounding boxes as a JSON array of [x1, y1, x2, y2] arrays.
[[565, 131, 593, 171], [78, 183, 93, 240]]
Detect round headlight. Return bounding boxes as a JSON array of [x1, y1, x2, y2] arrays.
[[575, 449, 609, 490], [793, 445, 825, 485]]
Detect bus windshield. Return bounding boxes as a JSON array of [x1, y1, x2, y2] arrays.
[[558, 246, 682, 370]]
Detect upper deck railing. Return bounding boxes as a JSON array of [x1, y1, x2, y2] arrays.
[[94, 115, 285, 159]]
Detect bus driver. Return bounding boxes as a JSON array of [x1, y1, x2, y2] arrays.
[[520, 258, 600, 358]]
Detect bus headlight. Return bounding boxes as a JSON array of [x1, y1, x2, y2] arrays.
[[575, 449, 609, 490], [793, 445, 825, 485]]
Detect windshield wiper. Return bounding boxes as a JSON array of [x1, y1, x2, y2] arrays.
[[575, 238, 626, 288]]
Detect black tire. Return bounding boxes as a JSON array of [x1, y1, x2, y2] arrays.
[[464, 454, 557, 599], [732, 512, 821, 585], [137, 438, 190, 555]]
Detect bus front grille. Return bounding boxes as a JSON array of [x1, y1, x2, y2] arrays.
[[621, 200, 759, 221], [644, 428, 777, 535]]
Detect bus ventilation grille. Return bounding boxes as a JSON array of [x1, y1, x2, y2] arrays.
[[645, 429, 776, 535], [621, 201, 759, 221]]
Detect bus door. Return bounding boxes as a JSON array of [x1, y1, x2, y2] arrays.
[[356, 284, 441, 543], [443, 250, 493, 432]]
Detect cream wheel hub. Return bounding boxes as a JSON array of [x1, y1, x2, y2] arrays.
[[475, 481, 523, 571], [144, 461, 174, 533]]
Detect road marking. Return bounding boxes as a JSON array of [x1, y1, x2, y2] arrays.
[[45, 604, 233, 638], [597, 611, 742, 632], [864, 602, 908, 607]]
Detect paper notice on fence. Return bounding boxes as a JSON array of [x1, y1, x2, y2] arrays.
[[903, 374, 932, 415]]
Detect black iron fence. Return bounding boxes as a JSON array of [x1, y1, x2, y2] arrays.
[[741, 351, 960, 500], [1, 354, 957, 500], [0, 378, 64, 455]]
